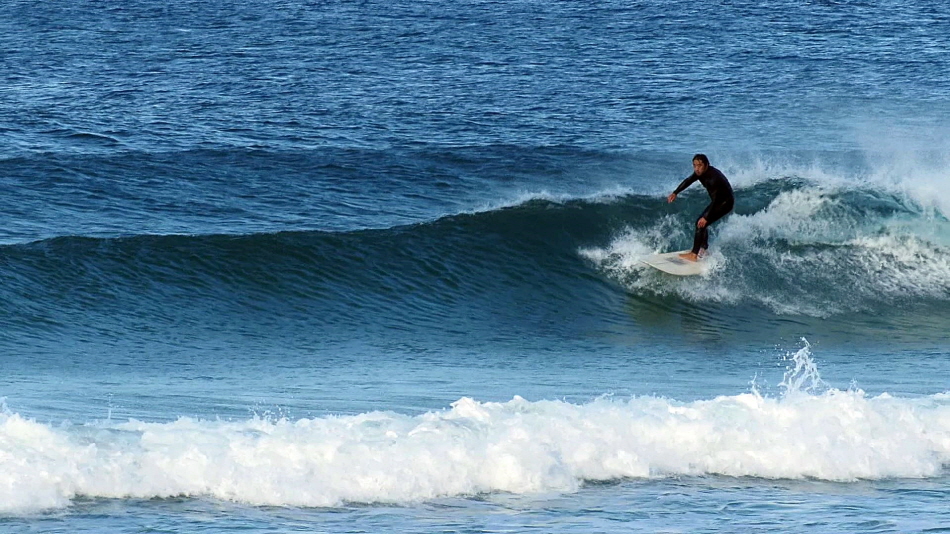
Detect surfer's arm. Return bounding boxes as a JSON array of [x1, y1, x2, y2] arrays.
[[671, 174, 699, 198]]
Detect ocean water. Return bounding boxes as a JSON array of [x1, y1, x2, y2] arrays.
[[2, 0, 950, 532]]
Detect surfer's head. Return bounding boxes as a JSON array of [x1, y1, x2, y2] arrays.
[[692, 154, 709, 175]]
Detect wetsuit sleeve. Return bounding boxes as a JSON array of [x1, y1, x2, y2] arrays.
[[672, 173, 699, 195]]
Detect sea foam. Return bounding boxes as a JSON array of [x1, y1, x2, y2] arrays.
[[2, 345, 949, 514], [582, 172, 950, 315]]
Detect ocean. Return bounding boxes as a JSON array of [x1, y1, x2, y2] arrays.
[[2, 0, 949, 532]]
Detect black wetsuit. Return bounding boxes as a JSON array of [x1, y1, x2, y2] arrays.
[[673, 166, 734, 254]]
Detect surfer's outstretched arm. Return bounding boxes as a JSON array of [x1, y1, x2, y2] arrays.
[[670, 174, 699, 200]]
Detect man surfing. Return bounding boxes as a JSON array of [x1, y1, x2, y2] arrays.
[[667, 154, 734, 262]]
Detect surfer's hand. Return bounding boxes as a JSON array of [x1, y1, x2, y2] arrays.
[[667, 193, 677, 203], [697, 217, 707, 229]]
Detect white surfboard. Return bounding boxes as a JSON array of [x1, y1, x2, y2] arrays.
[[641, 250, 705, 276]]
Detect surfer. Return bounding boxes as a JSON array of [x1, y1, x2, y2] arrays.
[[667, 154, 734, 262]]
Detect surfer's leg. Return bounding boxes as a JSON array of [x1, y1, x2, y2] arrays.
[[691, 201, 734, 255], [678, 221, 706, 260], [691, 223, 708, 255], [704, 202, 733, 227]]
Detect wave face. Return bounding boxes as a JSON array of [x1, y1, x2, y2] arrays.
[[2, 168, 949, 348], [2, 345, 948, 514]]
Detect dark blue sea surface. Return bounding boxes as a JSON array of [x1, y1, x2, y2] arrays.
[[1, 1, 949, 532]]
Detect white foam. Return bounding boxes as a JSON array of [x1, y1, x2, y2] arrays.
[[3, 346, 950, 514], [719, 187, 855, 245], [718, 154, 855, 192], [578, 219, 736, 304], [722, 192, 950, 302], [850, 122, 950, 221], [579, 226, 663, 274], [583, 172, 950, 315], [723, 136, 950, 222], [466, 184, 645, 218]]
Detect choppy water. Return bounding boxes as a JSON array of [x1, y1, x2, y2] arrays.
[[2, 0, 949, 532]]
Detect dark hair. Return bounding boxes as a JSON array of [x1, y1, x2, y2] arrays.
[[692, 154, 709, 166]]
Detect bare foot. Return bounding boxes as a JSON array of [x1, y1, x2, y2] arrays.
[[678, 252, 699, 262]]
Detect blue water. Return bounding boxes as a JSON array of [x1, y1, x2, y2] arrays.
[[2, 1, 950, 532]]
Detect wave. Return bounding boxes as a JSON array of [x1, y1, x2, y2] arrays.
[[1, 176, 948, 346], [2, 344, 948, 514], [0, 145, 667, 241]]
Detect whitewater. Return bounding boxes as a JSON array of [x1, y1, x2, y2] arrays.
[[3, 344, 949, 515]]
